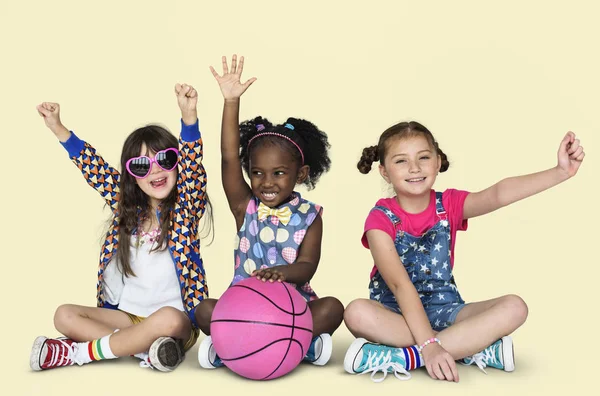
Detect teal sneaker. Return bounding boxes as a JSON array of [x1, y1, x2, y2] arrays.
[[304, 333, 332, 366], [343, 338, 411, 382], [462, 336, 514, 373], [197, 336, 224, 369]]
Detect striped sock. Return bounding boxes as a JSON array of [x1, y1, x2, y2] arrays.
[[400, 345, 425, 371], [74, 334, 118, 364]]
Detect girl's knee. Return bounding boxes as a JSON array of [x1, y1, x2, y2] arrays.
[[319, 297, 345, 317], [151, 307, 189, 336], [194, 299, 217, 334], [502, 294, 528, 326], [343, 299, 372, 330], [53, 304, 78, 332]]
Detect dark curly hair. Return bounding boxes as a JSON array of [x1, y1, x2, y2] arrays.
[[239, 116, 331, 190], [357, 121, 450, 174]]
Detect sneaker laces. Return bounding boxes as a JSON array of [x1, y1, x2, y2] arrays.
[[135, 352, 155, 370], [56, 340, 84, 367], [359, 349, 411, 383], [462, 343, 499, 374]]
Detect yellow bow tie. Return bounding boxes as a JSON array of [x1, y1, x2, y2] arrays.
[[257, 203, 293, 226]]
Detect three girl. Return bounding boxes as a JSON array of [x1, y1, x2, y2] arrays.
[[31, 83, 210, 372], [342, 121, 585, 382], [31, 56, 585, 382], [195, 55, 344, 369]]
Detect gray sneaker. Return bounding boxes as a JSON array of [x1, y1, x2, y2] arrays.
[[147, 337, 185, 372]]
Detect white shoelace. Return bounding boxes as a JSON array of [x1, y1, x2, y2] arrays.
[[51, 340, 84, 367], [359, 350, 412, 383], [135, 352, 155, 369], [462, 345, 499, 374]]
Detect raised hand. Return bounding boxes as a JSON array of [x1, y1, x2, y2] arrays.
[[174, 83, 198, 126], [557, 131, 585, 178], [209, 54, 256, 100], [36, 102, 70, 141]]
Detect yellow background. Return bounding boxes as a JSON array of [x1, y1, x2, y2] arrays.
[[1, 0, 598, 394]]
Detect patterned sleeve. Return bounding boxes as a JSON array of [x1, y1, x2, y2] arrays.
[[177, 119, 207, 221], [61, 132, 121, 214]]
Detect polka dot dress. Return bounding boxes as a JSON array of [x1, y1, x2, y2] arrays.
[[231, 192, 322, 301]]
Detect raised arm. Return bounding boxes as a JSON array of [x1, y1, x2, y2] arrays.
[[37, 102, 121, 213], [463, 132, 585, 219], [210, 55, 256, 225], [174, 84, 207, 220]]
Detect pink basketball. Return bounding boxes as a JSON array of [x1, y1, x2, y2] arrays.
[[210, 277, 313, 380]]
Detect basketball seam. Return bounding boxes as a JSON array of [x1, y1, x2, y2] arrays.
[[211, 319, 312, 333], [262, 283, 298, 380], [229, 284, 309, 316]]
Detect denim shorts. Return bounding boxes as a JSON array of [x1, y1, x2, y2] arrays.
[[370, 280, 466, 331]]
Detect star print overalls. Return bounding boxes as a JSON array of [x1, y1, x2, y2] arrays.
[[369, 192, 466, 331]]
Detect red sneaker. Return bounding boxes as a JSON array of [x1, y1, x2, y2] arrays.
[[30, 336, 82, 371]]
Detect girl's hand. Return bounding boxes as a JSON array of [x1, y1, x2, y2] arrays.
[[174, 83, 198, 125], [209, 54, 256, 100], [36, 102, 63, 131], [421, 343, 459, 382], [557, 131, 585, 178], [251, 268, 285, 283], [36, 102, 70, 141]]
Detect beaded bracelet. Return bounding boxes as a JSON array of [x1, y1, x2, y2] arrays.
[[418, 337, 442, 352]]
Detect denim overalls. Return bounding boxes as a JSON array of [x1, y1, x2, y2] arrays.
[[369, 192, 466, 331]]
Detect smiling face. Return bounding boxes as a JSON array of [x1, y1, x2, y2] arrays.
[[379, 134, 441, 198], [249, 143, 309, 208], [133, 143, 178, 208]]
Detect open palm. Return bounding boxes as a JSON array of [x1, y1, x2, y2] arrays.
[[210, 54, 256, 100]]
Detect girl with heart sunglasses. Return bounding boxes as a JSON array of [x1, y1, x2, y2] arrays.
[[31, 83, 213, 374]]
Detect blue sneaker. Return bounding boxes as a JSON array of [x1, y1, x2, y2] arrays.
[[304, 334, 332, 366], [197, 336, 224, 369], [462, 336, 514, 373], [343, 338, 411, 382]]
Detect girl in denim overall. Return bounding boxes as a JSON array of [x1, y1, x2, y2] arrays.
[[343, 121, 585, 382]]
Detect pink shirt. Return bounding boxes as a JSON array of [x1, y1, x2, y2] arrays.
[[362, 189, 470, 278]]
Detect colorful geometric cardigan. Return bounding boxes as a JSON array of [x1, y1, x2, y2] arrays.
[[60, 119, 208, 328]]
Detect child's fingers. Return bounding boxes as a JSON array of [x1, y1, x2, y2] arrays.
[[567, 139, 580, 155], [188, 87, 197, 98], [174, 83, 182, 95], [230, 54, 237, 73], [425, 364, 436, 380], [42, 102, 57, 112], [558, 132, 574, 153], [243, 77, 257, 90], [576, 151, 585, 161], [221, 55, 229, 74], [37, 104, 51, 117], [432, 362, 444, 380], [209, 66, 220, 79], [446, 357, 459, 382], [439, 361, 454, 382], [570, 146, 584, 159], [238, 56, 245, 75]]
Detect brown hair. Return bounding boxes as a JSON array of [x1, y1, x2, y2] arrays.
[[357, 121, 449, 174]]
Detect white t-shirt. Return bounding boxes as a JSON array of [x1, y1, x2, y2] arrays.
[[102, 229, 184, 317]]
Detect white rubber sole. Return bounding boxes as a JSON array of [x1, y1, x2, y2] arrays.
[[343, 338, 368, 374], [148, 337, 184, 372], [30, 336, 48, 371], [502, 336, 515, 372], [311, 333, 333, 366], [197, 336, 217, 369]]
